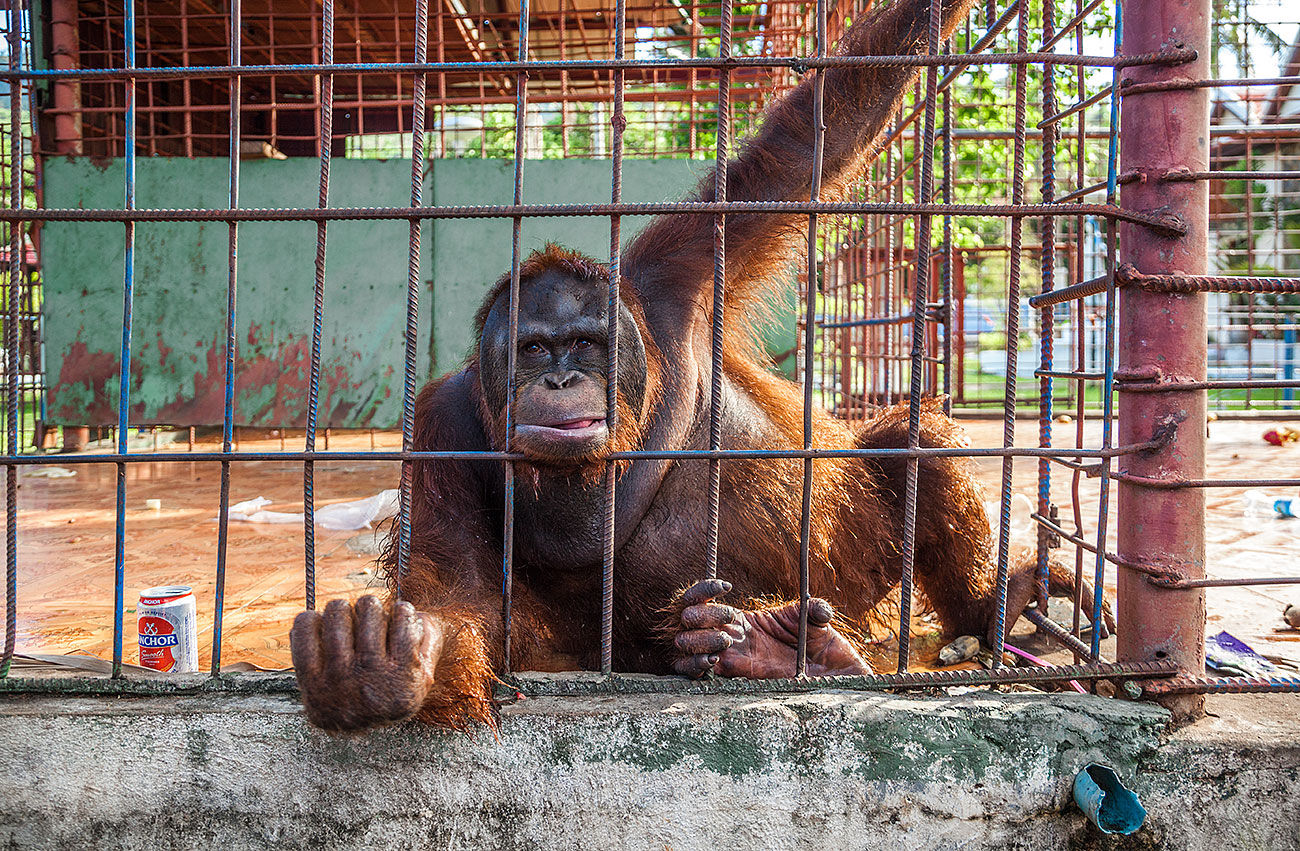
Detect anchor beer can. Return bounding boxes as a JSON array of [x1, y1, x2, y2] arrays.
[[137, 585, 199, 673]]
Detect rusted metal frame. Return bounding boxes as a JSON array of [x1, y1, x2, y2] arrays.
[[141, 4, 157, 156], [1121, 75, 1300, 97], [4, 46, 1201, 84], [1030, 265, 1300, 309], [435, 0, 446, 157], [396, 0, 430, 596], [1137, 674, 1300, 696], [600, 0, 626, 676], [940, 36, 953, 416], [0, 202, 1190, 231], [303, 0, 335, 613], [391, 1, 404, 157], [210, 0, 242, 675], [500, 0, 529, 673], [1037, 85, 1109, 129], [1032, 508, 1298, 591], [894, 0, 945, 674], [0, 441, 1177, 467], [819, 312, 916, 329], [1023, 608, 1104, 662], [1039, 0, 1105, 51], [502, 660, 1180, 697], [1085, 0, 1124, 665], [109, 0, 139, 679], [874, 1, 1020, 156], [1116, 0, 1210, 720], [1111, 474, 1300, 489], [49, 0, 83, 156], [1036, 0, 1059, 620], [1, 0, 24, 679], [36, 83, 1120, 117], [988, 1, 1031, 669], [795, 0, 828, 678], [1162, 169, 1299, 182], [1054, 170, 1141, 203], [1036, 368, 1106, 380], [0, 659, 1180, 698], [1068, 2, 1089, 661], [704, 0, 732, 584], [1242, 131, 1256, 410], [1117, 378, 1300, 392]]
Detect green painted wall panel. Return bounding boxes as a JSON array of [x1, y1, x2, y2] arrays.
[[43, 157, 793, 428]]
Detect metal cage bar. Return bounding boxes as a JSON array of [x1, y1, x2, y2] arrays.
[[0, 0, 1296, 703]]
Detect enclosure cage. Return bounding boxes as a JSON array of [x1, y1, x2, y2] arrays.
[[1, 0, 1298, 712]]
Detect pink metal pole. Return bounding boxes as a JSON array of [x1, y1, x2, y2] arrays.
[[1118, 0, 1210, 720]]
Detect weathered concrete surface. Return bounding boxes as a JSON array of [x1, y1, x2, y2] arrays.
[[0, 683, 1296, 850]]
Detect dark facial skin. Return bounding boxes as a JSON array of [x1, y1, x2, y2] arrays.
[[478, 267, 646, 464]]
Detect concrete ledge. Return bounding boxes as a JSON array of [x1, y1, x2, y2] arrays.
[[1, 681, 1297, 850]]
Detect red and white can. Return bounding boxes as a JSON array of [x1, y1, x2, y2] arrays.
[[137, 585, 199, 673]]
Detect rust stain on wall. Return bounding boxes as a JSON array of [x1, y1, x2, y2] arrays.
[[50, 325, 392, 428]]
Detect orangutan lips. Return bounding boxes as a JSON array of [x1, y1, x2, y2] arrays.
[[555, 418, 603, 430]]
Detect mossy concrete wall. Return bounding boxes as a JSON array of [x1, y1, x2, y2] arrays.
[[1, 680, 1296, 850], [41, 157, 796, 428]]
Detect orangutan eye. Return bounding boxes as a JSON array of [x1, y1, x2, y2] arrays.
[[572, 338, 593, 351], [522, 342, 545, 356]]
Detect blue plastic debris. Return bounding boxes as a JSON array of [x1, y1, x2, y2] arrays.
[[1206, 630, 1277, 677], [1073, 763, 1147, 835]]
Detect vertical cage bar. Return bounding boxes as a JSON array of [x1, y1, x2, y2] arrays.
[[1069, 0, 1088, 655], [501, 0, 530, 674], [895, 0, 944, 674], [398, 0, 430, 597], [940, 38, 953, 417], [704, 0, 732, 584], [1090, 0, 1123, 664], [1117, 0, 1209, 720], [112, 0, 137, 679], [989, 0, 1030, 667], [211, 0, 241, 675], [795, 0, 827, 677], [2, 0, 24, 679], [304, 0, 334, 612], [601, 0, 626, 676], [1035, 0, 1058, 612]]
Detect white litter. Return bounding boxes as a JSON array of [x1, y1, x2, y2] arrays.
[[984, 491, 1035, 542], [22, 466, 76, 478], [223, 489, 400, 531]]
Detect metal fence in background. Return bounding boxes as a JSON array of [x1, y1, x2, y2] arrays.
[[1, 0, 1298, 709]]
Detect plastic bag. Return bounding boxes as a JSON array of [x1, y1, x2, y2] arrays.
[[223, 489, 400, 531]]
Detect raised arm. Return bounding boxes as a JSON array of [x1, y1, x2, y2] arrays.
[[624, 0, 978, 316]]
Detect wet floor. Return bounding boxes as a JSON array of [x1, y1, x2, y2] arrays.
[[8, 416, 1299, 673]]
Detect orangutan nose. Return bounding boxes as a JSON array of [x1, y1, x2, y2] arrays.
[[543, 370, 583, 390]]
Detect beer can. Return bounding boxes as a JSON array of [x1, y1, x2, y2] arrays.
[[137, 585, 199, 673]]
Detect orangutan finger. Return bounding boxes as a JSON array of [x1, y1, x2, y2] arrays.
[[321, 598, 356, 676], [808, 597, 836, 627], [681, 602, 741, 629], [673, 653, 720, 678], [680, 579, 732, 607], [675, 629, 733, 655], [387, 600, 423, 664], [353, 595, 388, 660], [289, 609, 324, 680]]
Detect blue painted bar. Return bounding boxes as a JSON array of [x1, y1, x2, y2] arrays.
[[111, 0, 137, 679], [1091, 0, 1124, 661], [210, 0, 242, 675]]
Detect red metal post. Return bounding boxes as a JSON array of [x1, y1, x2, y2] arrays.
[[1117, 0, 1210, 720], [49, 0, 83, 156]]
